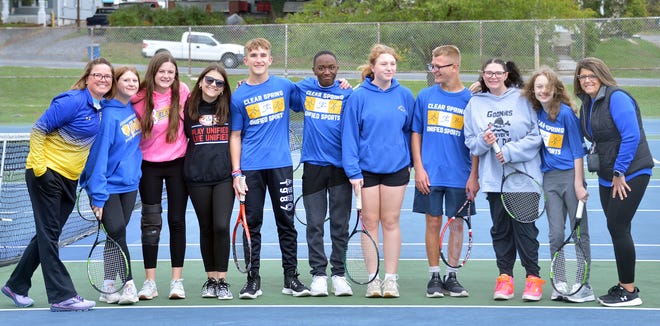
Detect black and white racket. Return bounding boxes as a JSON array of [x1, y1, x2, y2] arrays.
[[76, 188, 98, 222], [439, 197, 473, 269], [343, 191, 380, 285], [293, 194, 330, 226], [289, 127, 303, 173], [492, 142, 545, 223], [232, 176, 252, 273], [550, 200, 589, 297], [87, 218, 130, 294]]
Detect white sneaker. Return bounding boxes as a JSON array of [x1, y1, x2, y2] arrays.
[[551, 281, 567, 301], [310, 275, 328, 297], [169, 279, 186, 299], [118, 281, 139, 305], [365, 277, 382, 298], [382, 275, 400, 298], [331, 275, 353, 296], [138, 279, 158, 300], [566, 283, 595, 303], [99, 283, 120, 304]]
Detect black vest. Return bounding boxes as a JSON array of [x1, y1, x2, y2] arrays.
[[578, 86, 653, 181]]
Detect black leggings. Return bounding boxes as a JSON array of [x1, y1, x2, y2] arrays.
[[188, 181, 234, 273], [599, 174, 649, 284], [101, 191, 137, 281], [139, 158, 188, 269]]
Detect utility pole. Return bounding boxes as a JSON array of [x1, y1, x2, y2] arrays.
[[76, 0, 80, 28]]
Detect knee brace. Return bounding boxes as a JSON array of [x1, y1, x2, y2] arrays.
[[141, 203, 162, 246]]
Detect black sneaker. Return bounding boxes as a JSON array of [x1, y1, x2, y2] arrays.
[[201, 278, 217, 298], [239, 273, 262, 299], [282, 272, 311, 297], [442, 272, 469, 297], [598, 284, 642, 307], [426, 272, 444, 298]]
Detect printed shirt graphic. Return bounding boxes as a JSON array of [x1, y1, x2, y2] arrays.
[[538, 103, 587, 172], [296, 77, 352, 167], [413, 86, 472, 187], [230, 76, 301, 170], [133, 84, 190, 163]]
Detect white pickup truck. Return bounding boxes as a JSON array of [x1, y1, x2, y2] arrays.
[[142, 31, 245, 68]]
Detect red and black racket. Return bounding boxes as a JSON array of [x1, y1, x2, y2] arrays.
[[232, 176, 252, 273]]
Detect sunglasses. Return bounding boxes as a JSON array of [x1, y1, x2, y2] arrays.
[[204, 76, 225, 87]]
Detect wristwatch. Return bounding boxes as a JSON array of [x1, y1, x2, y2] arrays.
[[613, 170, 624, 177]]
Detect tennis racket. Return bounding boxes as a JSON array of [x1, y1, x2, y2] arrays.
[[492, 143, 545, 223], [550, 200, 588, 297], [344, 191, 380, 285], [87, 219, 130, 294], [289, 127, 303, 173], [293, 194, 330, 226], [76, 187, 98, 222], [439, 198, 473, 269], [232, 175, 252, 273]]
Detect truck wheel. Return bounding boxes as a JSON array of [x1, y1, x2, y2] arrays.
[[221, 53, 238, 68]]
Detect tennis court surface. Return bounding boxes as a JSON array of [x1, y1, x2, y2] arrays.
[[1, 120, 660, 325]]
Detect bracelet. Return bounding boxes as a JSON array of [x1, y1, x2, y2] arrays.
[[232, 169, 243, 178]]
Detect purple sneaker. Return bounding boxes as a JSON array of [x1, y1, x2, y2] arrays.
[[2, 285, 34, 308], [50, 295, 96, 312]]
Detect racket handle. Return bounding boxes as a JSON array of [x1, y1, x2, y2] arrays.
[[576, 200, 585, 219], [492, 142, 501, 154], [239, 175, 247, 202], [356, 190, 362, 210]]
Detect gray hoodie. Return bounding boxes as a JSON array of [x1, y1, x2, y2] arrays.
[[464, 87, 542, 192]]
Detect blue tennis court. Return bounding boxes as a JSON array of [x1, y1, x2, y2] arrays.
[[1, 120, 660, 325]]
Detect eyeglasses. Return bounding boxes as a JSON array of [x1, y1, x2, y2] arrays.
[[577, 74, 598, 81], [204, 76, 225, 87], [90, 73, 113, 81], [482, 71, 506, 78], [426, 63, 454, 72]]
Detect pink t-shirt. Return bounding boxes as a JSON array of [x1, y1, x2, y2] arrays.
[[132, 82, 190, 162]]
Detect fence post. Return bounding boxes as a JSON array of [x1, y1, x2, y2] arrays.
[[188, 26, 192, 77], [285, 24, 289, 78], [534, 25, 540, 70]]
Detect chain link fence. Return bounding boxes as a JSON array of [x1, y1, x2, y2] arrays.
[[0, 17, 658, 78]]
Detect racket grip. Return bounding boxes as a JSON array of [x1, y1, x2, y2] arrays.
[[576, 200, 585, 219], [492, 142, 501, 153], [239, 175, 247, 202], [356, 190, 362, 210]]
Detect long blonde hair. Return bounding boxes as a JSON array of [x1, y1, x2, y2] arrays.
[[358, 44, 399, 81], [523, 67, 576, 121]]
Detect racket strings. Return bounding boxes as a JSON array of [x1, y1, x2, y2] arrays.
[[345, 231, 379, 284], [552, 243, 588, 293], [88, 240, 128, 293], [502, 191, 543, 222]]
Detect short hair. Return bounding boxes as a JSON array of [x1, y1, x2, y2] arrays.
[[313, 50, 337, 66], [245, 38, 271, 53], [432, 45, 461, 65]]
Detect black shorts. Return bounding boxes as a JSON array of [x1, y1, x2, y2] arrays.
[[362, 167, 410, 188]]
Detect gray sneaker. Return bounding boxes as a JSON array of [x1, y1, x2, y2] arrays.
[[566, 284, 595, 303]]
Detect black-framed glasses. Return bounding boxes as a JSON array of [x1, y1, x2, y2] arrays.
[[426, 63, 454, 72], [577, 74, 598, 81], [204, 76, 225, 87], [90, 73, 113, 81], [482, 71, 506, 78]]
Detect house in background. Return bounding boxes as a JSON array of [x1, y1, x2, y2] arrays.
[[1, 0, 102, 25], [0, 0, 310, 26]]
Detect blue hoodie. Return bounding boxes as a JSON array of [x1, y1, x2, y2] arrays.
[[80, 98, 142, 208], [341, 77, 414, 179]]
